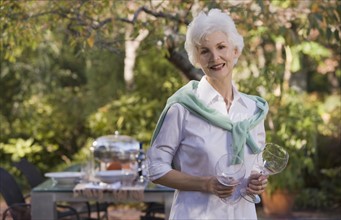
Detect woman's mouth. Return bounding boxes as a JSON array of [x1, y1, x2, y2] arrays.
[[209, 63, 225, 71]]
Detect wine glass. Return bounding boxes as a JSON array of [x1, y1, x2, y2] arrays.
[[242, 143, 289, 203], [215, 154, 246, 204]]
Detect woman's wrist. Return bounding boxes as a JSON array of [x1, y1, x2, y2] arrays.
[[202, 176, 215, 193]]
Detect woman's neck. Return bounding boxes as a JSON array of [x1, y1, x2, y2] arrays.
[[206, 76, 233, 102]]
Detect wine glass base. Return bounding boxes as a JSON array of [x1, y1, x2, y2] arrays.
[[240, 189, 261, 204]]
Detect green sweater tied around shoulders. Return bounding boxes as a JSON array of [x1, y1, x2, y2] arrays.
[[151, 80, 269, 162]]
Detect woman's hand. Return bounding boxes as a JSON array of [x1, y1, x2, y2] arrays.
[[206, 176, 235, 198], [246, 171, 268, 195]]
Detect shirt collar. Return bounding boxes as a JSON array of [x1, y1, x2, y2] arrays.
[[196, 76, 218, 106], [196, 76, 248, 108]]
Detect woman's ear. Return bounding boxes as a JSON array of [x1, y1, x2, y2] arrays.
[[234, 47, 241, 58], [194, 52, 201, 68], [233, 47, 241, 65]]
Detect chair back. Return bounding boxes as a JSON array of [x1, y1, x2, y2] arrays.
[[12, 158, 45, 188], [0, 167, 31, 220], [0, 167, 26, 206]]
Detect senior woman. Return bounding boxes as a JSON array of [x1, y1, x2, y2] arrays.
[[147, 8, 269, 219]]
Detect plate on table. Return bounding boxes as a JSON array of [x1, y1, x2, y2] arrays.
[[95, 170, 136, 184], [45, 172, 83, 185]]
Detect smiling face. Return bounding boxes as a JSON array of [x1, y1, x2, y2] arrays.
[[197, 31, 240, 82]]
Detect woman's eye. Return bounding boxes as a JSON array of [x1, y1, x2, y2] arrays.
[[218, 45, 226, 50], [200, 50, 208, 54]]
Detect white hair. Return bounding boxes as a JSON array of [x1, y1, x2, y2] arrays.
[[184, 8, 244, 67]]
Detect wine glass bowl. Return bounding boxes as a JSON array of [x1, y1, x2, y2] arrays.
[[256, 143, 289, 176], [215, 154, 246, 204]]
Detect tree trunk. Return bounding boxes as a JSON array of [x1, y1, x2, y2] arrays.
[[166, 49, 204, 81], [124, 25, 149, 90]]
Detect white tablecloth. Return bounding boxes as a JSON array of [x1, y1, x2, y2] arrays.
[[73, 182, 145, 201]]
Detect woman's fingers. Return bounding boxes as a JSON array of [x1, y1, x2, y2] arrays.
[[247, 174, 268, 194], [216, 187, 234, 198], [213, 178, 236, 198], [247, 181, 268, 194]]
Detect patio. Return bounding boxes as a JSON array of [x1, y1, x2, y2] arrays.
[[1, 198, 340, 220]]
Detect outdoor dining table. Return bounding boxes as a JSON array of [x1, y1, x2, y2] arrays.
[[31, 176, 174, 220]]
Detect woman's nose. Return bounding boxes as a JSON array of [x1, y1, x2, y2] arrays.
[[211, 50, 220, 61]]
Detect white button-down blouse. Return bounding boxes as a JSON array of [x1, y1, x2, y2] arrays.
[[147, 76, 266, 220]]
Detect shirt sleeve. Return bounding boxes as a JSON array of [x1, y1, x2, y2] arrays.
[[146, 104, 185, 181]]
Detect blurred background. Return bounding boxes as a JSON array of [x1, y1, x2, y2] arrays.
[[1, 0, 340, 214]]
